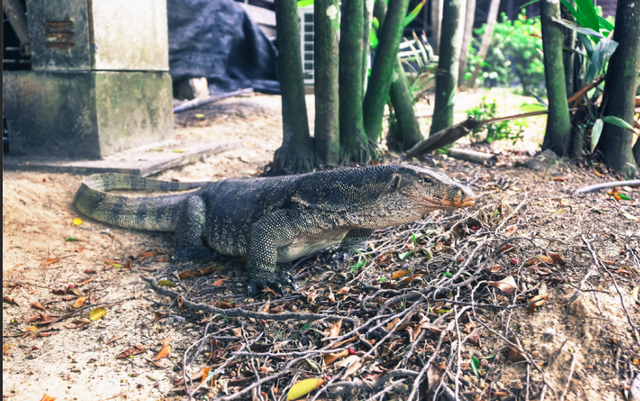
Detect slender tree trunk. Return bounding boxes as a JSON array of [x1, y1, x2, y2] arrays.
[[467, 0, 500, 89], [599, 0, 640, 175], [271, 0, 315, 175], [430, 0, 466, 135], [340, 0, 370, 164], [374, 0, 423, 151], [540, 0, 571, 156], [561, 1, 576, 98], [362, 0, 375, 96], [458, 0, 476, 87], [432, 0, 443, 54], [362, 0, 411, 144], [314, 0, 341, 166]]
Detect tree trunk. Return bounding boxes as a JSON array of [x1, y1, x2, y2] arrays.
[[467, 0, 500, 89], [339, 0, 370, 164], [540, 0, 571, 156], [362, 0, 411, 144], [599, 0, 640, 176], [314, 0, 341, 166], [271, 0, 315, 175], [561, 1, 576, 98], [458, 0, 476, 87], [432, 0, 443, 54], [362, 0, 375, 96], [374, 0, 423, 151], [429, 0, 466, 135]]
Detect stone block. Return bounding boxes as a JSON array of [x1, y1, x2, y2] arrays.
[[4, 70, 173, 159]]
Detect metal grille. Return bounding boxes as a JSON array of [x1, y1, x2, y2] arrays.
[[299, 7, 314, 84]]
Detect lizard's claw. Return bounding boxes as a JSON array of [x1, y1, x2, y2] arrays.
[[330, 252, 350, 270]]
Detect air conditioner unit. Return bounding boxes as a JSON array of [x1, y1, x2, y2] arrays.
[[298, 6, 315, 85]]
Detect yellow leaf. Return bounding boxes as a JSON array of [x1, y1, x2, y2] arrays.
[[73, 297, 87, 308], [632, 287, 639, 304], [195, 114, 205, 118], [620, 209, 640, 222], [157, 279, 176, 287], [89, 307, 107, 321], [25, 325, 38, 332], [73, 218, 83, 226], [286, 378, 325, 401]]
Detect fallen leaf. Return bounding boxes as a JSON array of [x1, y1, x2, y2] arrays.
[[116, 345, 150, 358], [3, 296, 19, 306], [620, 209, 640, 222], [39, 395, 56, 401], [334, 354, 360, 368], [408, 324, 422, 343], [336, 286, 350, 295], [327, 288, 335, 302], [201, 367, 212, 387], [546, 251, 564, 263], [89, 307, 107, 321], [231, 327, 242, 337], [154, 312, 166, 323], [155, 344, 171, 360], [392, 270, 411, 279], [632, 287, 639, 304], [178, 270, 199, 280], [211, 278, 228, 286], [489, 264, 502, 273], [73, 297, 87, 308], [3, 344, 14, 355], [157, 279, 176, 287], [84, 269, 97, 274], [324, 319, 342, 348], [31, 302, 46, 311], [525, 255, 554, 266], [505, 225, 517, 235], [24, 325, 39, 332], [489, 276, 517, 294], [506, 337, 526, 362], [105, 335, 125, 345], [286, 378, 325, 401], [137, 251, 156, 261], [496, 244, 516, 254], [160, 333, 172, 345], [71, 318, 92, 328], [324, 349, 349, 365], [593, 166, 604, 177], [43, 257, 61, 265], [386, 317, 400, 331], [157, 257, 167, 262], [343, 358, 363, 378], [528, 294, 549, 315], [73, 218, 83, 225]]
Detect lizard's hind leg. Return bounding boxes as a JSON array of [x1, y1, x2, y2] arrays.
[[172, 196, 218, 262]]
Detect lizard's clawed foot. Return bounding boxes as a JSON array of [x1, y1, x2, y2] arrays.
[[247, 272, 297, 297], [330, 252, 350, 270]]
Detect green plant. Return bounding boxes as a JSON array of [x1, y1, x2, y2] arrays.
[[467, 11, 545, 97], [465, 96, 527, 144]]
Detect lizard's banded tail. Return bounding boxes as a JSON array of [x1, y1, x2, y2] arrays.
[[73, 174, 209, 232]]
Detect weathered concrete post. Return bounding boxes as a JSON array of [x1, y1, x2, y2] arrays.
[[4, 0, 173, 159]]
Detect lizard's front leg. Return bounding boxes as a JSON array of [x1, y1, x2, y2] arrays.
[[331, 228, 374, 268], [246, 209, 304, 296], [172, 196, 218, 262]]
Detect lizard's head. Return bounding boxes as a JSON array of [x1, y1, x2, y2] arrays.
[[390, 165, 476, 212]]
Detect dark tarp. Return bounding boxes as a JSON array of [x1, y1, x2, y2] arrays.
[[167, 0, 280, 94]]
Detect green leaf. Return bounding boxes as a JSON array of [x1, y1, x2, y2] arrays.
[[520, 0, 539, 8], [399, 251, 413, 260], [351, 259, 366, 271], [574, 0, 600, 32], [471, 355, 480, 377], [66, 237, 79, 242], [596, 15, 614, 31], [298, 0, 314, 7], [520, 102, 548, 112], [370, 28, 379, 48], [585, 38, 618, 83], [591, 119, 603, 151], [560, 0, 588, 28], [552, 18, 604, 39], [441, 272, 453, 277], [578, 33, 595, 57], [372, 17, 379, 31], [404, 0, 426, 27], [602, 116, 634, 130], [618, 194, 634, 201]]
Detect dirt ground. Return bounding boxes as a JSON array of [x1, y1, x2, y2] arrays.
[[3, 90, 640, 401]]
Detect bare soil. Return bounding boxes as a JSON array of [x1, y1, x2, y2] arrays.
[[3, 91, 639, 401]]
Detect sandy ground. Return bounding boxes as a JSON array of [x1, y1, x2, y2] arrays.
[[3, 90, 638, 401]]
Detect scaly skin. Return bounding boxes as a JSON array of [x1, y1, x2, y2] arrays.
[[73, 165, 476, 295]]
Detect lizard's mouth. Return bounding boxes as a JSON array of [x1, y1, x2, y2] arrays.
[[423, 197, 476, 209]]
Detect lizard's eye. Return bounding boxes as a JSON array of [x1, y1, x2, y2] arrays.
[[422, 177, 433, 184]]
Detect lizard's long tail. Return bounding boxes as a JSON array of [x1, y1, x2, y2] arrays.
[[73, 174, 208, 232]]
